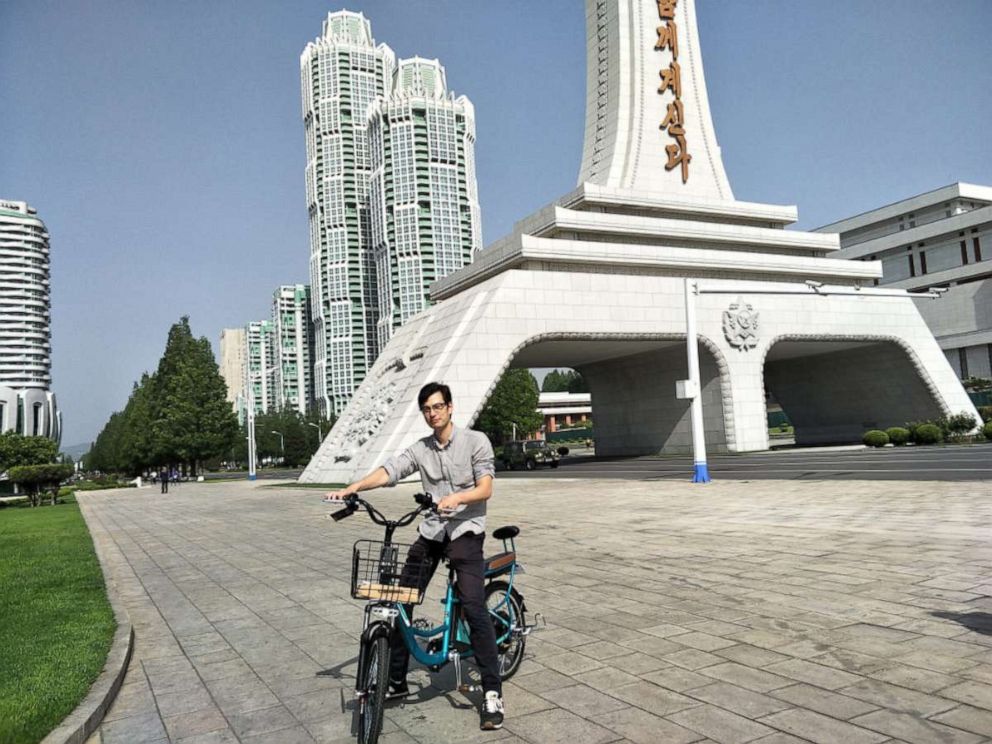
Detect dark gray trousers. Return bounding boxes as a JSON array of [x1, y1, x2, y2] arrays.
[[389, 532, 501, 694]]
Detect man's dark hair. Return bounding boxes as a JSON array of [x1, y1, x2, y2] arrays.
[[418, 382, 452, 408]]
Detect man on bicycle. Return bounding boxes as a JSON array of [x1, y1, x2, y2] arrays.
[[324, 381, 505, 731]]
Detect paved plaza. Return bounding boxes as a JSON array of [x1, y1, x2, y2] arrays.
[[79, 477, 992, 744]]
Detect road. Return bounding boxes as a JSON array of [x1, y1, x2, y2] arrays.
[[204, 443, 992, 484], [500, 442, 992, 481]]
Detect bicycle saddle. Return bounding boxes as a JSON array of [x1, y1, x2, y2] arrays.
[[492, 525, 519, 540]]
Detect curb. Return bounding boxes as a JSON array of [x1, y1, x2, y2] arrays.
[[40, 500, 135, 744]]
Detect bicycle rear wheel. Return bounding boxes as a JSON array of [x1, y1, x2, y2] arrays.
[[485, 580, 526, 680], [358, 635, 390, 744]]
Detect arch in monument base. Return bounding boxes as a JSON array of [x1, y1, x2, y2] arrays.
[[506, 333, 733, 456], [761, 335, 950, 446]]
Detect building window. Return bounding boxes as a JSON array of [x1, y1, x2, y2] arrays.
[[908, 254, 915, 278], [919, 251, 927, 275], [974, 236, 983, 262], [958, 348, 969, 379], [961, 240, 969, 265]]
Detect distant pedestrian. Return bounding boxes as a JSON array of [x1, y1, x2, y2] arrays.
[[160, 469, 169, 494], [171, 468, 179, 485]]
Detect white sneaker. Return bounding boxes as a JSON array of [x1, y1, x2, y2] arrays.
[[480, 690, 504, 730]]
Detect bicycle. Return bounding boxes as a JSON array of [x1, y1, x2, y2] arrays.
[[328, 492, 539, 744]]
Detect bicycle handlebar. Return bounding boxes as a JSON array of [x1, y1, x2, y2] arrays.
[[328, 492, 436, 526]]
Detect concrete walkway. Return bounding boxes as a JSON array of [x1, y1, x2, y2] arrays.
[[79, 477, 992, 743]]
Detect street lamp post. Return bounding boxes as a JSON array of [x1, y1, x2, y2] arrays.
[[306, 421, 322, 442], [246, 390, 257, 481], [271, 431, 285, 465], [682, 278, 710, 483]]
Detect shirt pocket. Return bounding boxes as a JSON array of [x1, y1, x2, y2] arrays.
[[449, 457, 477, 490]]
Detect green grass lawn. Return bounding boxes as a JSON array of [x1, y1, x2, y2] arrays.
[[0, 495, 116, 744]]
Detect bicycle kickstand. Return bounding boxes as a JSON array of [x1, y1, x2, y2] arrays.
[[451, 652, 481, 694], [521, 612, 546, 637]]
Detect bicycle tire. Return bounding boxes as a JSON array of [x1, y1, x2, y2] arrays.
[[485, 580, 526, 680], [358, 634, 390, 744]]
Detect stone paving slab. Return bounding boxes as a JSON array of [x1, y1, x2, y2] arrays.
[[78, 477, 992, 743]]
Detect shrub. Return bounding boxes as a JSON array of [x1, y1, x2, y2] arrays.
[[885, 427, 910, 446], [863, 430, 889, 447], [984, 421, 992, 440], [978, 406, 992, 423], [945, 412, 977, 435], [914, 423, 943, 445], [9, 463, 75, 506]]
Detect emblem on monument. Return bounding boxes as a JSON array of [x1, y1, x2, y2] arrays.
[[723, 297, 759, 351]]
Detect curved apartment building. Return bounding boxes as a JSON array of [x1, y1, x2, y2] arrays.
[[0, 199, 60, 442]]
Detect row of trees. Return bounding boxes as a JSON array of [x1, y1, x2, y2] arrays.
[[86, 317, 239, 476], [86, 316, 337, 476], [541, 368, 589, 393]]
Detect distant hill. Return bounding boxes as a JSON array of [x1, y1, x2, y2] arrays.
[[60, 442, 90, 460]]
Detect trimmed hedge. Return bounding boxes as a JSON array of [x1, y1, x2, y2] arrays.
[[914, 423, 943, 444], [863, 430, 889, 447], [885, 427, 910, 446], [984, 421, 992, 440]]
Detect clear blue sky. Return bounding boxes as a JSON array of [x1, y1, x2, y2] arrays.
[[1, 1, 989, 447]]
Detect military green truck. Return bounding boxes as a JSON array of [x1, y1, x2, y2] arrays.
[[500, 440, 560, 470]]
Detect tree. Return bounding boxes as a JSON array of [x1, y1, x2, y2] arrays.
[[475, 369, 544, 445], [10, 463, 74, 507], [0, 432, 59, 471], [542, 369, 568, 392], [541, 368, 588, 393], [86, 412, 126, 473], [151, 317, 239, 475], [566, 370, 589, 394], [119, 374, 157, 474]]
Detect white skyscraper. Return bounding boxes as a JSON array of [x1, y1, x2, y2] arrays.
[[271, 284, 313, 414], [301, 11, 481, 416], [244, 320, 276, 415], [0, 199, 60, 441], [218, 328, 246, 405], [368, 57, 481, 350], [301, 11, 397, 417]]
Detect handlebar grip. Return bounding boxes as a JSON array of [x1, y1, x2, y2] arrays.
[[330, 505, 355, 522]]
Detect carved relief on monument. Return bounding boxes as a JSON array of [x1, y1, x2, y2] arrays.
[[723, 297, 760, 351], [332, 380, 399, 462]]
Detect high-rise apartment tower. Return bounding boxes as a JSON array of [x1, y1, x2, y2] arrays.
[[368, 58, 481, 350], [301, 11, 481, 416], [0, 199, 60, 441], [244, 320, 276, 415], [301, 12, 396, 417], [272, 284, 313, 414]]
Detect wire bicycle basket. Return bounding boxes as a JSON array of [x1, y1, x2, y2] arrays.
[[351, 540, 431, 605]]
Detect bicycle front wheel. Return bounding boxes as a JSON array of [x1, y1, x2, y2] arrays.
[[485, 580, 526, 680], [358, 635, 390, 744]]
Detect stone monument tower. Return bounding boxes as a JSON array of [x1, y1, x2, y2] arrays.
[[301, 0, 977, 484]]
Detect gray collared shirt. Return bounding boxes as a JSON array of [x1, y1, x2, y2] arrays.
[[381, 424, 495, 542]]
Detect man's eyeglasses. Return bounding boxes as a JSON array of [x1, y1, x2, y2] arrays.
[[421, 402, 449, 415]]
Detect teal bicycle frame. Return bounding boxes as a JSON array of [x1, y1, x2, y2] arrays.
[[393, 555, 521, 669]]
